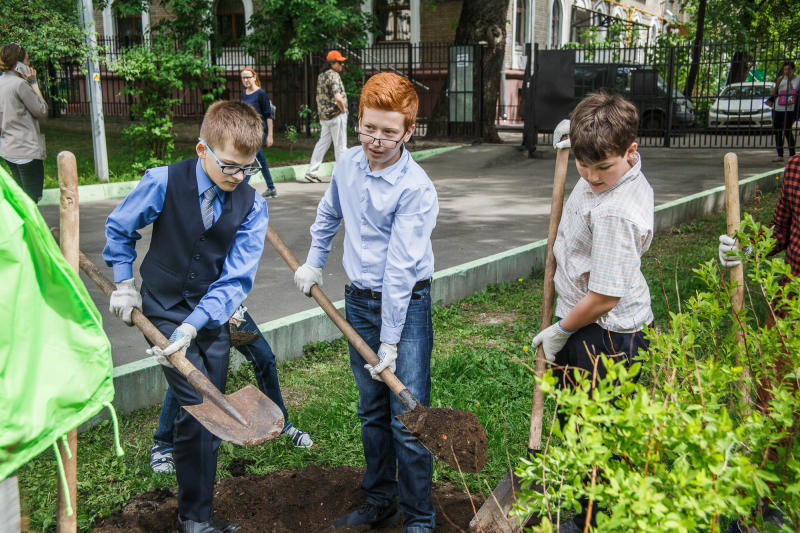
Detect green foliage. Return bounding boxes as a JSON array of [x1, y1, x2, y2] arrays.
[[0, 0, 87, 64], [284, 125, 298, 156], [515, 215, 800, 531]]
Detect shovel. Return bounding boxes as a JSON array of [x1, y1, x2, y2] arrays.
[[77, 251, 284, 446], [265, 226, 488, 472], [470, 146, 571, 532]]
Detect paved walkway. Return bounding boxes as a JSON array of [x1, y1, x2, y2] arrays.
[[39, 144, 780, 366]]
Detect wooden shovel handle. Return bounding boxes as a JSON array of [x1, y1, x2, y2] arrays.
[[76, 252, 248, 426], [528, 146, 570, 452], [265, 226, 413, 404]]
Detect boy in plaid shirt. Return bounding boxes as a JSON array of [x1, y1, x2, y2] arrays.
[[532, 92, 654, 532]]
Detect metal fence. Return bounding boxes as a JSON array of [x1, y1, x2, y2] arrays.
[[526, 38, 800, 149], [37, 39, 486, 140]]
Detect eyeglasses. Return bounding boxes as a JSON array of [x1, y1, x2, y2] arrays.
[[356, 130, 404, 149], [199, 138, 261, 176], [241, 75, 254, 80]]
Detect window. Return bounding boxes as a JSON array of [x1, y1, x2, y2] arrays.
[[515, 0, 528, 46], [550, 0, 561, 49], [216, 0, 246, 46], [375, 0, 411, 42], [116, 13, 143, 46]]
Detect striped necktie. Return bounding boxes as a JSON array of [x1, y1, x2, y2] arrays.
[[201, 186, 217, 230]]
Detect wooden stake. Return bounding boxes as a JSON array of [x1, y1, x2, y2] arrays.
[[56, 151, 79, 533]]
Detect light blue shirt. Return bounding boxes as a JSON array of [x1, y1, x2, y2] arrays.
[[103, 159, 268, 331], [307, 146, 438, 344]]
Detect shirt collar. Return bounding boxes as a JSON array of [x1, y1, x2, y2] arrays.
[[354, 146, 410, 185]]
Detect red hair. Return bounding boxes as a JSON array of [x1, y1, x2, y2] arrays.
[[358, 73, 418, 130], [240, 67, 261, 88]]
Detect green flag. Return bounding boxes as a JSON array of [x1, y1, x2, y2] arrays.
[[0, 166, 114, 481]]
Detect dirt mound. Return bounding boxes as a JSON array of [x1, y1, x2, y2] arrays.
[[91, 465, 483, 532]]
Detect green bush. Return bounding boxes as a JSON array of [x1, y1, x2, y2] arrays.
[[515, 214, 799, 531]]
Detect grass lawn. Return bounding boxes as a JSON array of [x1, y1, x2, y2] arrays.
[[16, 187, 779, 531]]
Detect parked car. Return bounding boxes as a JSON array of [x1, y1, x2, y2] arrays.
[[708, 82, 775, 128]]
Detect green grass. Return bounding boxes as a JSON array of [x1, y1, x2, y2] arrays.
[[15, 189, 780, 531]]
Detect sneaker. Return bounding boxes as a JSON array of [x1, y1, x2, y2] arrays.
[[261, 187, 277, 198], [557, 519, 582, 533], [304, 173, 322, 183], [150, 443, 175, 474], [177, 515, 241, 532], [772, 156, 784, 163], [282, 424, 313, 448], [331, 501, 400, 529]]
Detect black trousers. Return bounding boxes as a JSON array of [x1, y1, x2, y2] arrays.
[[3, 158, 44, 203], [552, 321, 650, 528], [143, 289, 230, 522], [773, 110, 797, 157]]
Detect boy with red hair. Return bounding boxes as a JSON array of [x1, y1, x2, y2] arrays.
[[294, 72, 439, 533]]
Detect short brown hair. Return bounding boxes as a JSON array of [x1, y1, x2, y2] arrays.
[[199, 100, 263, 155], [569, 91, 639, 164], [358, 72, 418, 130], [0, 43, 27, 72]]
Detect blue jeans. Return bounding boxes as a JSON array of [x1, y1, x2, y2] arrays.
[[256, 131, 275, 189], [153, 311, 290, 447], [344, 284, 435, 531]]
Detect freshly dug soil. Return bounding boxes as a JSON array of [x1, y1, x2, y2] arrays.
[[397, 406, 488, 473], [91, 465, 483, 532]]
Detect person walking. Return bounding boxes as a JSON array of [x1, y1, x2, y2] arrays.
[[0, 43, 48, 203], [768, 61, 798, 163], [304, 50, 348, 183], [240, 67, 278, 198]]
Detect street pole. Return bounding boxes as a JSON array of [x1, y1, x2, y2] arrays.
[[78, 0, 109, 182]]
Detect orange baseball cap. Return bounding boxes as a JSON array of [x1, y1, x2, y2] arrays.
[[326, 50, 347, 62]]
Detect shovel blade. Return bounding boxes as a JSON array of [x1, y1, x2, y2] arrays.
[[184, 384, 284, 446], [469, 471, 539, 533]]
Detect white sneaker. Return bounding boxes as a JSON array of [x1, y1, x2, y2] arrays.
[[283, 425, 313, 448], [150, 444, 175, 474], [304, 173, 322, 183]]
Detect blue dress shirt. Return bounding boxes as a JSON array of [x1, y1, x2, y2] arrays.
[[103, 159, 268, 331], [307, 146, 439, 344]]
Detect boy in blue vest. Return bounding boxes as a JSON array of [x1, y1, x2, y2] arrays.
[[294, 72, 439, 533], [103, 100, 267, 533]]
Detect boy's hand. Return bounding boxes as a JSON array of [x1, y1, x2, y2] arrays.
[[718, 234, 741, 267], [531, 321, 574, 362], [553, 119, 571, 150], [294, 263, 323, 296], [364, 343, 398, 382], [146, 323, 197, 362], [109, 278, 141, 326]]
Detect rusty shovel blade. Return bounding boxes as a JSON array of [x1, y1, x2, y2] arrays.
[[184, 384, 285, 446]]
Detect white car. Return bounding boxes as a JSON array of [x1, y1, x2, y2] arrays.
[[708, 82, 775, 128]]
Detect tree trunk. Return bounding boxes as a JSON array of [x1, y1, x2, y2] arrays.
[[427, 0, 510, 142], [683, 0, 706, 99]]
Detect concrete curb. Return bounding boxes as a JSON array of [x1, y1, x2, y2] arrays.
[[107, 165, 783, 416], [39, 145, 464, 206]]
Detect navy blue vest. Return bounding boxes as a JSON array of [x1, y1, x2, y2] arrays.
[[140, 158, 256, 311]]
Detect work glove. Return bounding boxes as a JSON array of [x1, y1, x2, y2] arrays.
[[146, 323, 197, 367], [109, 278, 141, 326], [531, 321, 574, 362], [364, 343, 398, 382], [294, 263, 323, 296], [718, 234, 741, 267], [230, 305, 247, 326], [553, 119, 571, 150]]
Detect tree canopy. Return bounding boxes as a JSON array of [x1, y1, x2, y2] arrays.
[[0, 0, 86, 63]]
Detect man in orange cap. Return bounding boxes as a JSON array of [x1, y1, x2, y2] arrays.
[[305, 50, 348, 182]]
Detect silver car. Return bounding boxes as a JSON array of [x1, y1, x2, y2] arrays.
[[708, 82, 775, 128]]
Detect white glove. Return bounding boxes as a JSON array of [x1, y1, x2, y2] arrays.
[[146, 323, 197, 365], [531, 321, 574, 362], [230, 305, 247, 326], [718, 234, 741, 268], [109, 278, 141, 326], [146, 345, 174, 368], [364, 343, 398, 382], [553, 119, 571, 150], [294, 263, 323, 296]]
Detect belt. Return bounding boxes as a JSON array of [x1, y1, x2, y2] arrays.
[[347, 279, 431, 300]]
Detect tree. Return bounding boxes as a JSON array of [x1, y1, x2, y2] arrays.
[[0, 0, 86, 63], [428, 0, 510, 142]]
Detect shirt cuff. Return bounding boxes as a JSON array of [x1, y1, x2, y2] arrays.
[[112, 263, 134, 283], [305, 249, 328, 269], [184, 308, 211, 332], [380, 324, 403, 345]]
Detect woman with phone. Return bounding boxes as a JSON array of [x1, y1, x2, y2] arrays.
[[769, 61, 799, 163], [0, 43, 47, 203]]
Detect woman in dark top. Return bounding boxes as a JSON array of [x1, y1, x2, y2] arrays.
[[241, 67, 277, 197]]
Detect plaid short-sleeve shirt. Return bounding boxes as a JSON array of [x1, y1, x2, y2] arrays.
[[771, 154, 800, 276], [553, 155, 654, 333]]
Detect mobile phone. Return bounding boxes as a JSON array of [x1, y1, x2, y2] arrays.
[[14, 62, 29, 76]]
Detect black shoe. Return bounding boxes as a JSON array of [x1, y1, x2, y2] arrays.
[[177, 516, 241, 533], [331, 501, 400, 529]]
